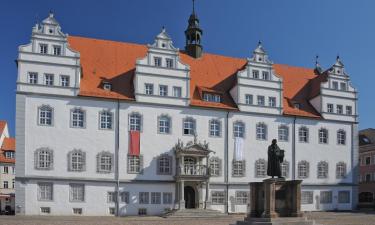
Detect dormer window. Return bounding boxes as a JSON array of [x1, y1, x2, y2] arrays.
[[103, 82, 112, 91], [5, 152, 15, 159], [294, 103, 300, 109], [40, 44, 48, 54], [53, 46, 61, 56], [203, 93, 221, 103], [166, 58, 174, 68], [154, 57, 162, 67]]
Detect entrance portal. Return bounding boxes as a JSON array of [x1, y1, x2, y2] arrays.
[[184, 186, 196, 209]]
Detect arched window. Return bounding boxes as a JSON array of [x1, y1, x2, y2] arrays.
[[319, 128, 328, 144], [34, 148, 53, 170], [99, 110, 113, 129], [158, 115, 171, 134], [255, 159, 267, 178], [317, 161, 329, 179], [278, 125, 289, 142], [298, 161, 309, 178], [209, 157, 221, 176], [157, 155, 172, 175], [232, 160, 245, 177], [71, 108, 85, 128], [336, 162, 347, 179], [281, 160, 289, 178], [129, 113, 142, 131], [38, 105, 53, 126], [299, 127, 309, 143], [209, 119, 221, 137], [256, 123, 267, 140], [337, 130, 346, 145], [233, 121, 245, 138], [97, 152, 113, 173], [183, 117, 195, 135], [68, 149, 86, 172]]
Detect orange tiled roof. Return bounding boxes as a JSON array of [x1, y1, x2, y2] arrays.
[[68, 36, 323, 118], [0, 138, 15, 164]]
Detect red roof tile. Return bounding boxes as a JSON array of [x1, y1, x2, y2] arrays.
[[1, 138, 15, 151]]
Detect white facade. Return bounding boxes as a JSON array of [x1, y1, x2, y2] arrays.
[[15, 13, 359, 216]]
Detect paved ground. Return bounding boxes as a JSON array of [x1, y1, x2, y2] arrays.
[[0, 212, 374, 225]]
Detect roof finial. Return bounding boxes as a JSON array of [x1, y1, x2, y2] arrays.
[[162, 26, 165, 32], [315, 55, 319, 65], [192, 0, 196, 14], [336, 54, 340, 61], [258, 40, 262, 46], [49, 10, 54, 17]]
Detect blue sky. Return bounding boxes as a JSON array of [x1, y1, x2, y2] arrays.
[[0, 0, 374, 136]]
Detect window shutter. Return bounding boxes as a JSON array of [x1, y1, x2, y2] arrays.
[[231, 160, 234, 177], [168, 155, 172, 175], [82, 151, 86, 172], [111, 153, 114, 173], [67, 152, 71, 171], [127, 155, 130, 174], [156, 157, 161, 175], [218, 158, 222, 177], [50, 150, 54, 170], [242, 160, 246, 177], [139, 155, 144, 174], [306, 162, 310, 178], [34, 150, 39, 169], [96, 154, 100, 173]]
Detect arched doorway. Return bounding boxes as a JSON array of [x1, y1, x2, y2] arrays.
[[184, 186, 196, 209]]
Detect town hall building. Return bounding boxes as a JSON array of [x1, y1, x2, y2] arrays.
[[15, 7, 358, 216]]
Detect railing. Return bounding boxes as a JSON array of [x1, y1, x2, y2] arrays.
[[178, 165, 208, 176]]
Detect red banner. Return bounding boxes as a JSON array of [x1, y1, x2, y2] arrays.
[[129, 130, 140, 156]]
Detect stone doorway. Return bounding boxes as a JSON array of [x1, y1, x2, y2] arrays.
[[184, 186, 196, 208]]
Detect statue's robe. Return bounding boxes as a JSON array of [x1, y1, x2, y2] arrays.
[[267, 144, 282, 177]]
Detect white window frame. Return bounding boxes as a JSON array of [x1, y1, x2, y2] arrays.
[[145, 83, 154, 95], [183, 117, 195, 136], [157, 155, 172, 175], [317, 161, 329, 179], [319, 128, 328, 144], [99, 110, 113, 130], [336, 162, 347, 179], [154, 57, 162, 67], [96, 152, 113, 173], [252, 70, 259, 79], [139, 192, 149, 204], [235, 191, 249, 205], [320, 191, 333, 204], [337, 130, 346, 145], [255, 159, 267, 178], [257, 95, 265, 106], [327, 103, 334, 113], [262, 71, 269, 80], [60, 75, 70, 87], [268, 97, 276, 107], [172, 86, 182, 98], [346, 106, 352, 115], [35, 148, 54, 170], [40, 44, 48, 54], [120, 191, 129, 203], [71, 108, 85, 128], [53, 45, 61, 56], [68, 149, 86, 172], [163, 192, 173, 204], [166, 58, 174, 68], [298, 161, 309, 178], [298, 127, 309, 143], [44, 74, 54, 86], [129, 113, 142, 131], [209, 157, 221, 177], [278, 125, 289, 142], [127, 155, 143, 174], [256, 123, 267, 140], [337, 105, 343, 114], [151, 192, 161, 204], [281, 160, 289, 178], [301, 191, 313, 204], [245, 94, 253, 105], [69, 183, 85, 202], [233, 121, 245, 138], [209, 119, 221, 137], [38, 182, 53, 201], [158, 115, 171, 134], [38, 105, 53, 126], [28, 72, 38, 84], [159, 85, 168, 96], [232, 160, 245, 177], [211, 191, 225, 205]]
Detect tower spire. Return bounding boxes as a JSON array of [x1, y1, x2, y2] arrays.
[[192, 0, 195, 14], [185, 0, 203, 58]]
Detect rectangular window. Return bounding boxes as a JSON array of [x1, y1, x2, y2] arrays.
[[120, 192, 129, 203], [183, 118, 195, 135], [128, 155, 142, 174], [60, 75, 70, 87], [257, 96, 265, 106], [320, 191, 332, 204], [145, 83, 154, 95], [337, 105, 343, 114], [278, 126, 289, 142], [107, 192, 116, 203], [262, 71, 269, 80], [53, 46, 61, 56], [203, 93, 221, 102], [327, 104, 334, 113], [245, 94, 253, 105], [338, 191, 350, 203], [235, 191, 248, 205], [159, 85, 168, 96], [44, 74, 54, 86], [99, 111, 113, 130], [151, 192, 161, 204], [139, 192, 149, 204], [209, 158, 221, 176], [109, 207, 116, 215], [71, 109, 85, 128], [70, 184, 85, 202], [38, 183, 53, 201], [40, 207, 51, 214], [166, 58, 174, 68], [138, 208, 147, 215], [232, 160, 245, 177], [268, 97, 276, 107], [173, 86, 182, 97], [209, 120, 221, 137], [154, 57, 162, 67], [340, 82, 347, 91], [40, 44, 48, 54], [346, 106, 352, 115], [332, 81, 339, 90], [211, 191, 225, 204], [3, 181, 8, 189], [158, 155, 171, 174], [163, 192, 173, 204], [252, 70, 259, 79], [301, 191, 313, 204], [3, 166, 8, 174], [73, 208, 82, 215], [158, 117, 170, 134], [28, 72, 38, 84]]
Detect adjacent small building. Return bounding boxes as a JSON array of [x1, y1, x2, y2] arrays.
[[0, 121, 15, 214], [358, 128, 375, 208]]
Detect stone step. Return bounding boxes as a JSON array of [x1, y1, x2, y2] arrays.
[[163, 209, 229, 218], [233, 217, 319, 225]]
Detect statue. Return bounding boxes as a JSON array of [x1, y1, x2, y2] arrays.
[[267, 139, 284, 178]]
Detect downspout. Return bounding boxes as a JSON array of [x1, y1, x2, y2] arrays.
[[292, 116, 297, 180], [115, 100, 120, 216], [225, 111, 230, 214]]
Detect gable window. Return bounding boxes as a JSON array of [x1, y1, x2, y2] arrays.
[[68, 149, 86, 172], [211, 191, 225, 204], [173, 86, 182, 97], [38, 183, 53, 201], [209, 119, 221, 137], [336, 162, 347, 179], [298, 127, 309, 143], [281, 161, 289, 178], [35, 148, 53, 170], [332, 81, 339, 90], [255, 159, 267, 178], [337, 130, 346, 145], [129, 113, 142, 131], [278, 125, 289, 142], [157, 155, 172, 175], [139, 192, 149, 204], [320, 191, 333, 204], [99, 111, 113, 130], [235, 191, 249, 205], [28, 72, 38, 84], [319, 128, 328, 144], [69, 184, 85, 202], [268, 97, 276, 107], [38, 105, 53, 126], [256, 123, 267, 140], [183, 118, 195, 135], [262, 71, 269, 80], [44, 74, 54, 86], [327, 103, 334, 113], [337, 105, 343, 114], [159, 85, 168, 96], [53, 46, 61, 56], [346, 106, 352, 115], [145, 83, 154, 95], [71, 108, 85, 128], [252, 70, 259, 79], [154, 57, 162, 67], [257, 96, 265, 106], [232, 160, 245, 177], [166, 58, 174, 68], [298, 161, 309, 178], [209, 157, 221, 176], [96, 152, 113, 173], [233, 121, 245, 138], [60, 75, 70, 87], [245, 94, 253, 105], [128, 155, 143, 174], [317, 161, 329, 179], [158, 115, 171, 134], [40, 44, 48, 54], [340, 82, 347, 91]]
